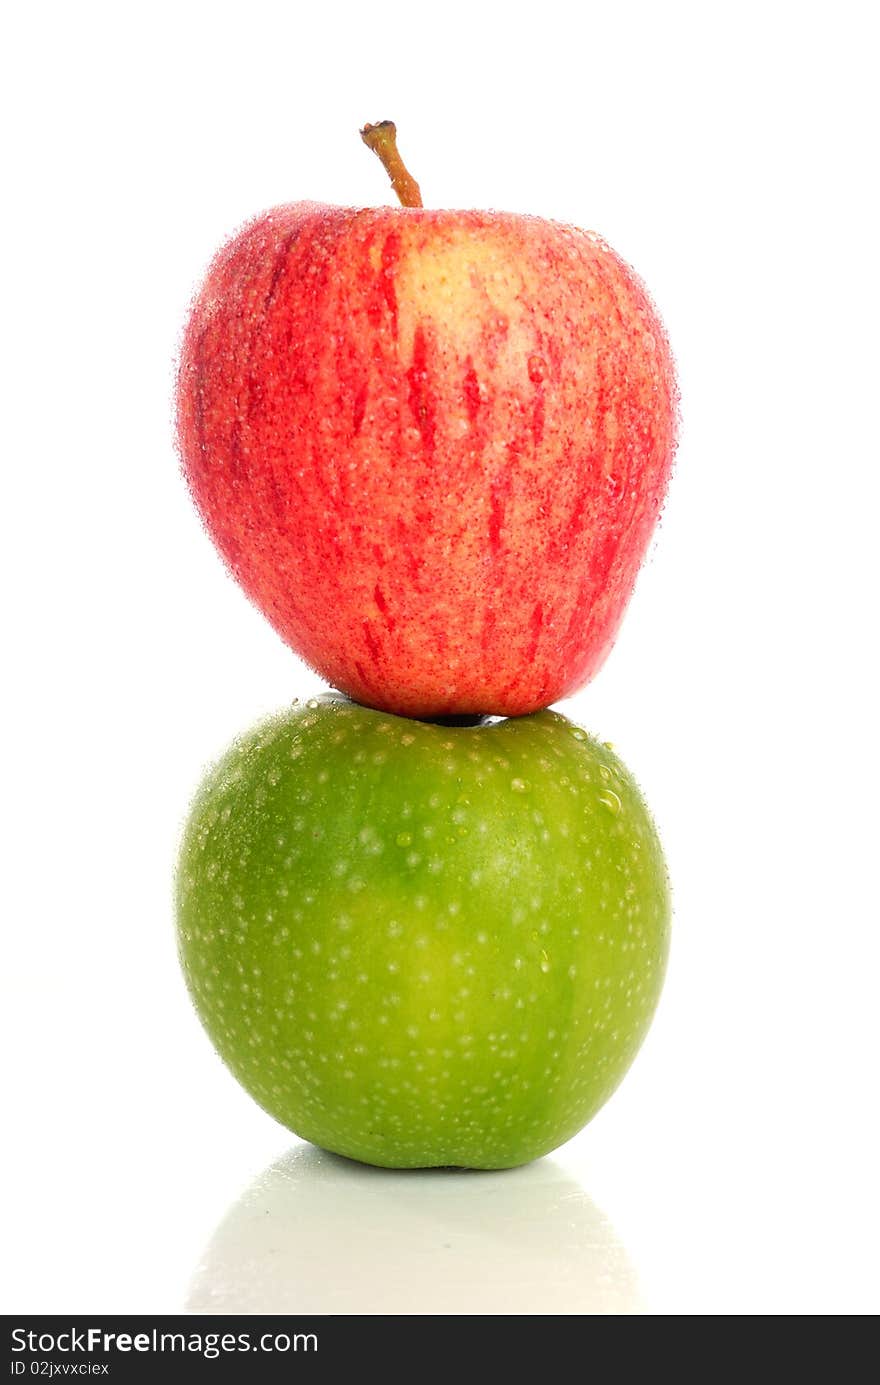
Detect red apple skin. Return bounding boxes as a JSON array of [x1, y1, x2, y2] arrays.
[[177, 204, 677, 716]]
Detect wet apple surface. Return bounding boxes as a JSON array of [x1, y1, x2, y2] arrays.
[[177, 696, 669, 1168], [177, 144, 676, 717]]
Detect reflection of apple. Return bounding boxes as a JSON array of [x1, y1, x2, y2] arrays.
[[188, 1145, 642, 1315], [176, 124, 677, 717], [176, 695, 669, 1169]]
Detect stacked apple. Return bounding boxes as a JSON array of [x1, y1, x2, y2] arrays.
[[175, 123, 677, 1169]]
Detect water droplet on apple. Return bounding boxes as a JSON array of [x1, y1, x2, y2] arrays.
[[598, 790, 622, 815], [540, 952, 551, 974], [528, 354, 548, 384], [570, 728, 587, 742], [306, 698, 319, 709], [511, 777, 529, 793]]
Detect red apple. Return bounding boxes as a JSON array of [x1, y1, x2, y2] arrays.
[[177, 124, 677, 716]]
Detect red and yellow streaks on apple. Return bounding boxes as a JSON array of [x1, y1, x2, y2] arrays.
[[178, 174, 676, 715]]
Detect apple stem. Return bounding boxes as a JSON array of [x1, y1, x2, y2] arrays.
[[360, 121, 423, 208]]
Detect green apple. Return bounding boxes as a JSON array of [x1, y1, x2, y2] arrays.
[[176, 695, 670, 1169]]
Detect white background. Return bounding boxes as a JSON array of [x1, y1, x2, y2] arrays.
[[3, 0, 878, 1315]]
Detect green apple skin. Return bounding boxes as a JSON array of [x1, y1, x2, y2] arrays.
[[176, 696, 670, 1169]]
